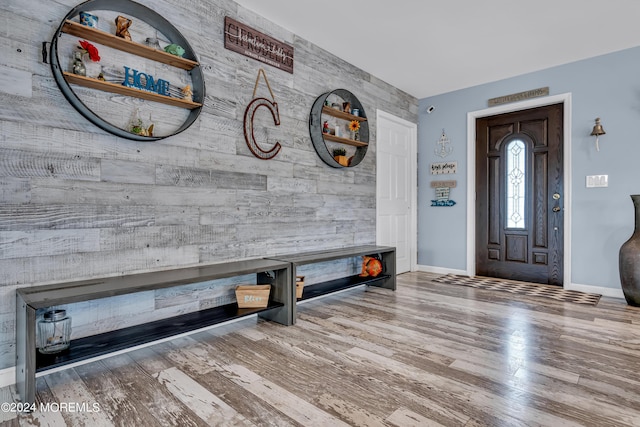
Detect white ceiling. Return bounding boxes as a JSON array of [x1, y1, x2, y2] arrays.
[[232, 0, 640, 99]]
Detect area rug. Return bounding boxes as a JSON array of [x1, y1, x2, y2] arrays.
[[432, 274, 601, 306]]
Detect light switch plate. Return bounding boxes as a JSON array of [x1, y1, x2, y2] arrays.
[[586, 175, 608, 188]]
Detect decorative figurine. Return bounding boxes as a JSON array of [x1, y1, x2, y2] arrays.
[[79, 11, 98, 28], [129, 110, 154, 137], [115, 15, 132, 41], [145, 37, 161, 50], [343, 102, 351, 113], [72, 51, 86, 76], [164, 44, 185, 57], [181, 85, 193, 102]]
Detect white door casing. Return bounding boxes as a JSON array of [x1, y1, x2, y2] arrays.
[[376, 109, 417, 273]]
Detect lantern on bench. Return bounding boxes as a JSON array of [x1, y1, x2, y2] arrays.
[[38, 309, 71, 354]]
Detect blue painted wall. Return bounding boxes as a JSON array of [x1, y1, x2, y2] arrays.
[[418, 46, 640, 291]]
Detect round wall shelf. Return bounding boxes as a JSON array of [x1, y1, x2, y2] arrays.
[[309, 89, 369, 168], [50, 0, 205, 141]]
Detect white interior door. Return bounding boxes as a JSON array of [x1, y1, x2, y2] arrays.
[[376, 110, 417, 274]]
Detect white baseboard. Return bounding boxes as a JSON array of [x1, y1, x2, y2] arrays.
[[416, 264, 468, 276], [0, 366, 15, 388], [566, 282, 625, 299]]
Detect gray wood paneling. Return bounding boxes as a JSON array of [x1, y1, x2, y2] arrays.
[[0, 0, 418, 371], [0, 204, 199, 230], [0, 65, 32, 98], [0, 229, 100, 259]]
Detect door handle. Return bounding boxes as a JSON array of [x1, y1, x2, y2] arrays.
[[552, 206, 561, 212]]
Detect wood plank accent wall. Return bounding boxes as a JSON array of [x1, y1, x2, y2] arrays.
[[0, 0, 418, 370]]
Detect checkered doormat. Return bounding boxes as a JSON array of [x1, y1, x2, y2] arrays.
[[432, 274, 601, 305]]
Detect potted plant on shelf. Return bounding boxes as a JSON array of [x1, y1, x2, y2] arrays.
[[332, 147, 349, 166]]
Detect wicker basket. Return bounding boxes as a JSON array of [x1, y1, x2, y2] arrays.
[[235, 284, 271, 308], [295, 276, 305, 299]]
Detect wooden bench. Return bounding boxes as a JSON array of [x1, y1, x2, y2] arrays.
[[268, 245, 396, 322], [15, 258, 292, 404]]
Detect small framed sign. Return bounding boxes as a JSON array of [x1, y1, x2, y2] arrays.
[[430, 161, 457, 175], [430, 179, 457, 207]]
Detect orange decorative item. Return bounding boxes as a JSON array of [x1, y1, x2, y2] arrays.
[[360, 256, 382, 277]]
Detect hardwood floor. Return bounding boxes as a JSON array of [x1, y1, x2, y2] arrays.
[[3, 271, 640, 426]]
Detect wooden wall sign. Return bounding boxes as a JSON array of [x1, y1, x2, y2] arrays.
[[243, 69, 282, 160], [488, 87, 549, 107], [430, 180, 457, 188], [224, 16, 294, 74]]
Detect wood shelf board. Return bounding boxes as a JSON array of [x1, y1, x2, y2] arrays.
[[322, 133, 368, 147], [269, 245, 395, 266], [62, 20, 199, 70], [35, 301, 284, 372], [322, 106, 367, 122], [299, 274, 390, 301], [18, 258, 290, 308], [63, 72, 202, 109]]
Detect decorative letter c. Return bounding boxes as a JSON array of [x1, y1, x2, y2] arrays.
[[243, 97, 282, 160]]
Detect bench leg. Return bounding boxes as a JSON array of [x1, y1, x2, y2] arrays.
[[371, 251, 396, 291], [257, 267, 294, 326], [16, 294, 36, 404]]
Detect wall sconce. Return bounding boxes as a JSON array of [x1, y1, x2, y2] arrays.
[[590, 117, 606, 151]]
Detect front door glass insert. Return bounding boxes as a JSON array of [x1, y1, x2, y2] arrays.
[[506, 139, 525, 229]]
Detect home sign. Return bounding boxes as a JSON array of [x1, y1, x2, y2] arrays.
[[122, 66, 171, 96]]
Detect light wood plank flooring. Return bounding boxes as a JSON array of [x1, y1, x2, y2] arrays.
[[3, 271, 640, 426]]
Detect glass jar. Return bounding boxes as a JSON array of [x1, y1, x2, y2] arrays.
[[38, 309, 71, 354], [72, 51, 86, 76]]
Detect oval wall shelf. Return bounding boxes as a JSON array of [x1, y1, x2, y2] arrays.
[[309, 89, 369, 168], [50, 0, 205, 141]]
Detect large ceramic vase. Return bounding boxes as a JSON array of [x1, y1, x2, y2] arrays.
[[619, 194, 640, 306]]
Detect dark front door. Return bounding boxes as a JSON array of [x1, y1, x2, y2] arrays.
[[476, 103, 563, 285]]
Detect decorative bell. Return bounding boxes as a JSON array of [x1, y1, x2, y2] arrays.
[[590, 117, 606, 137], [590, 117, 606, 151]]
